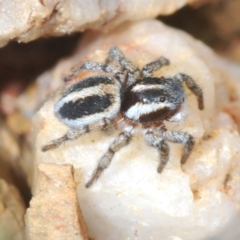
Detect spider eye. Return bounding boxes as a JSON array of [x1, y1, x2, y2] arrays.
[[159, 96, 166, 102]]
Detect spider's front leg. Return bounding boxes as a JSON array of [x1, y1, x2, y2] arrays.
[[107, 46, 141, 86], [142, 56, 170, 78], [85, 130, 132, 188], [144, 129, 170, 173], [163, 130, 195, 164], [175, 73, 204, 110]]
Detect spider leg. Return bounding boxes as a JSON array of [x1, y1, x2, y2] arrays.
[[107, 46, 141, 86], [42, 118, 114, 152], [41, 126, 89, 151], [85, 130, 132, 188], [64, 61, 122, 82], [142, 57, 170, 77], [175, 73, 204, 110], [163, 130, 195, 164], [144, 129, 170, 173]]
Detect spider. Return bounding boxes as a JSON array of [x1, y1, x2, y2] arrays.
[[42, 46, 204, 188]]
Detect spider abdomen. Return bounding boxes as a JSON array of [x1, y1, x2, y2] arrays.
[[54, 76, 121, 129], [122, 77, 185, 123]]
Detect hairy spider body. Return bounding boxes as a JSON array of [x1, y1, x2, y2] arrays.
[[42, 46, 204, 188], [54, 76, 122, 129], [122, 77, 185, 123]]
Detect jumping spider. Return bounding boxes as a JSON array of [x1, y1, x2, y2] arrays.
[[42, 46, 204, 188]]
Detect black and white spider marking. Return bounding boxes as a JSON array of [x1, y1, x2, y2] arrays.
[[42, 46, 204, 188]]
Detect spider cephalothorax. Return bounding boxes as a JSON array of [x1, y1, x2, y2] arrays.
[[42, 46, 204, 188]]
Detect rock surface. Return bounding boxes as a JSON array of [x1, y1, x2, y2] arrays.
[[0, 179, 25, 240], [25, 163, 88, 240], [1, 0, 202, 47], [33, 20, 240, 240]]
